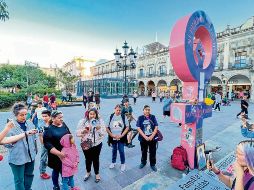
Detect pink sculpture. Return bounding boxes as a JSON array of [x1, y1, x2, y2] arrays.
[[169, 11, 217, 169]]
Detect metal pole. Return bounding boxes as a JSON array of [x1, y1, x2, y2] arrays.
[[124, 57, 127, 95]]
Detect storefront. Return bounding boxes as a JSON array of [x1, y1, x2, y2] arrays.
[[77, 78, 137, 97]]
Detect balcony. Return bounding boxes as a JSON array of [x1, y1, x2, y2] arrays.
[[229, 60, 253, 70], [157, 72, 167, 77], [146, 73, 156, 78]]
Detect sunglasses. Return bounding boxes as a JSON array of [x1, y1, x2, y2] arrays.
[[51, 111, 62, 117]]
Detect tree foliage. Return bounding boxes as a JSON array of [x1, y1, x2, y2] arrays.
[[0, 0, 9, 21], [0, 64, 57, 89], [58, 69, 79, 90]]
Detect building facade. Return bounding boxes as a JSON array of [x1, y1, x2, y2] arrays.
[[78, 17, 254, 101], [77, 59, 137, 97]]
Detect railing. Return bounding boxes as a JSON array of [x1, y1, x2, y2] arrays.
[[157, 72, 167, 77], [229, 61, 253, 70], [146, 73, 156, 78]]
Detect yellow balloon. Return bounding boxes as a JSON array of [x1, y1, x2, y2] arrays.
[[204, 98, 214, 106]]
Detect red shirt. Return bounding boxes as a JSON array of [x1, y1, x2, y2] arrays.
[[43, 95, 49, 103]]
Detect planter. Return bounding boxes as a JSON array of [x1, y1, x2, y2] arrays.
[[57, 103, 82, 107]]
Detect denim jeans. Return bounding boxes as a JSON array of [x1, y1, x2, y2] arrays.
[[9, 161, 35, 190], [39, 145, 48, 174], [52, 169, 61, 188], [62, 176, 74, 190], [112, 141, 125, 164]]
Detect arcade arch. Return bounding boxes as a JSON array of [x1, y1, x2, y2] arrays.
[[227, 74, 251, 99], [138, 81, 145, 96], [147, 80, 156, 96], [157, 80, 168, 93], [169, 79, 182, 96]]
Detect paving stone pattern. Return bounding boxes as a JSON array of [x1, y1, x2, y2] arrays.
[[0, 97, 249, 190]]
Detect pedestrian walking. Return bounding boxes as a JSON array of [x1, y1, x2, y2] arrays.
[[5, 103, 38, 190], [62, 90, 67, 102], [133, 91, 138, 105], [39, 110, 51, 180], [83, 92, 88, 109], [67, 91, 73, 102], [43, 111, 71, 190], [49, 93, 57, 110], [136, 105, 159, 172], [237, 96, 249, 118], [163, 93, 173, 118], [106, 104, 129, 171], [43, 92, 49, 109], [26, 93, 33, 109], [88, 91, 94, 103], [214, 92, 222, 111], [77, 108, 106, 183], [60, 134, 80, 190], [31, 101, 47, 129], [159, 91, 164, 103], [152, 91, 157, 102], [94, 92, 101, 110]]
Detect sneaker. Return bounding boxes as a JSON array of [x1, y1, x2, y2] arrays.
[[121, 164, 126, 171], [109, 163, 115, 169], [127, 144, 135, 148], [139, 163, 146, 169], [151, 165, 157, 172], [40, 173, 51, 179]]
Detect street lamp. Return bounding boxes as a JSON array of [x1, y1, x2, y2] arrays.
[[114, 41, 137, 95]]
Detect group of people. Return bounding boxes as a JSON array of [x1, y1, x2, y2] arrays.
[[61, 90, 73, 102], [2, 90, 254, 190], [27, 92, 57, 111], [0, 93, 160, 190], [82, 91, 101, 110]]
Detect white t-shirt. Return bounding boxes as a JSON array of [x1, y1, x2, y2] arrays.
[[108, 114, 127, 140], [35, 107, 47, 120]]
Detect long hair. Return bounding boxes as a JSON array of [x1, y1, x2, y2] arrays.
[[86, 108, 99, 120]]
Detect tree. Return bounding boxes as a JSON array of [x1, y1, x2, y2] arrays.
[[0, 64, 57, 89], [0, 0, 9, 21], [58, 69, 79, 90]]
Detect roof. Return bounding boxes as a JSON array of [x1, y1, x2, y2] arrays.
[[143, 42, 167, 53]]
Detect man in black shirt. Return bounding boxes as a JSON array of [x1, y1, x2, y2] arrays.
[[237, 96, 249, 119]]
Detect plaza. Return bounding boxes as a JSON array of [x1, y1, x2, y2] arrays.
[[0, 97, 248, 190]]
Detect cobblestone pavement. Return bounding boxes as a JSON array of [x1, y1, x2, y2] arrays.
[[0, 97, 249, 190]]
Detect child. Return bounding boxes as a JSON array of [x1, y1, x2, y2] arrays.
[[241, 114, 254, 138], [39, 110, 51, 179], [60, 134, 80, 190]]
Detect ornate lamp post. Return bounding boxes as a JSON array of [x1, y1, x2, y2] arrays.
[[221, 74, 227, 97], [114, 41, 137, 95]]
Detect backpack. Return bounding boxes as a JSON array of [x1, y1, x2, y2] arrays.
[[107, 113, 127, 146], [171, 146, 188, 171]]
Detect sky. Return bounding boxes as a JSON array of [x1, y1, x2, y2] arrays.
[[0, 0, 254, 68]]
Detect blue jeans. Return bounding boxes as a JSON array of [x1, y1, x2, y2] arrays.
[[52, 169, 61, 188], [112, 141, 125, 164], [62, 176, 74, 190], [9, 161, 35, 190], [39, 145, 48, 174]]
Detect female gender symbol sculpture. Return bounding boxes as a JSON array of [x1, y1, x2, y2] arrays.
[[169, 10, 217, 169]]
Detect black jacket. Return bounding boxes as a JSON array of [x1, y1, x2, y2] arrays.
[[43, 123, 71, 171]]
